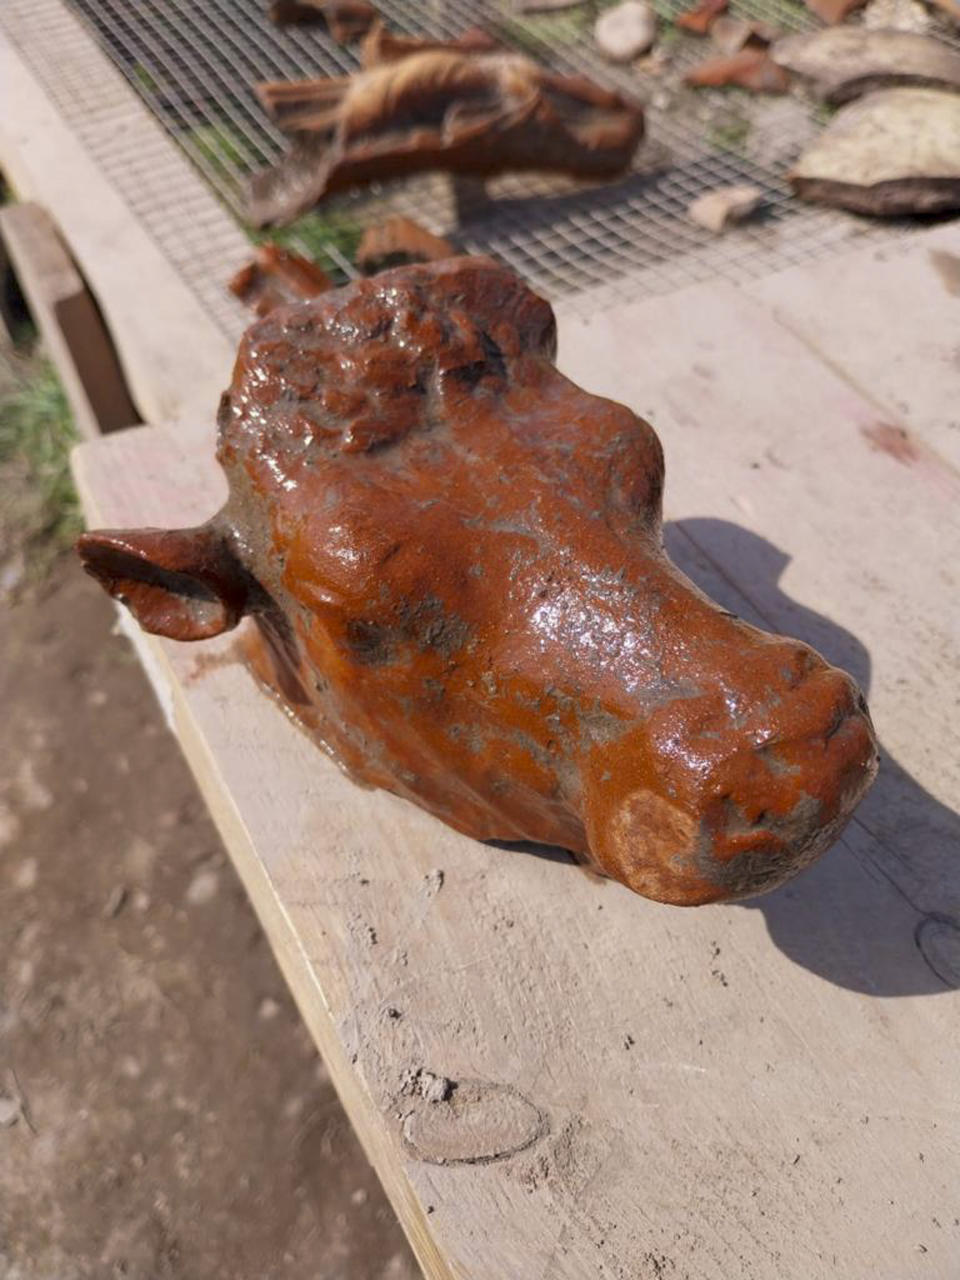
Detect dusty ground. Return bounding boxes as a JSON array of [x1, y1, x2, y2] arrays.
[[0, 367, 419, 1278]]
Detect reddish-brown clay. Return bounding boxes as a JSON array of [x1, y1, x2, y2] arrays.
[[360, 21, 500, 68], [248, 53, 644, 226], [355, 217, 456, 273], [77, 259, 878, 906], [229, 243, 332, 318], [268, 0, 377, 41], [685, 48, 791, 93], [675, 0, 729, 35]]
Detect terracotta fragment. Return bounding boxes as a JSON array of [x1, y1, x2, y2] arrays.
[[772, 28, 960, 104], [228, 243, 331, 317], [675, 0, 729, 36], [77, 258, 878, 907], [688, 184, 763, 231], [685, 48, 791, 92], [790, 86, 960, 215], [355, 217, 455, 272], [802, 0, 865, 22], [268, 0, 376, 41], [249, 53, 644, 227], [709, 15, 779, 54], [360, 22, 499, 68]]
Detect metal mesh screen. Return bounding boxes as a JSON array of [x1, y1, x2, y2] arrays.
[[57, 0, 954, 303]]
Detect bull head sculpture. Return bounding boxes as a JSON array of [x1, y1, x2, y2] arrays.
[[78, 258, 878, 905]]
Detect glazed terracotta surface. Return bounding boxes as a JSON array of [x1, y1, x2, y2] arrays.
[[78, 259, 878, 905]]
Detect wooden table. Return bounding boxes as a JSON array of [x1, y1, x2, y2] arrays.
[[74, 224, 960, 1279]]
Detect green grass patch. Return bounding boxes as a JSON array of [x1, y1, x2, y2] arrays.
[[181, 121, 257, 183], [0, 356, 81, 569], [706, 113, 751, 154], [250, 210, 366, 274]]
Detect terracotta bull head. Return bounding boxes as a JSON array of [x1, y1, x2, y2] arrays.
[[78, 258, 877, 905]]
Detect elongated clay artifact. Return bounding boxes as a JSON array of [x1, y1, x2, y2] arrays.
[[249, 52, 644, 226], [77, 259, 877, 905]]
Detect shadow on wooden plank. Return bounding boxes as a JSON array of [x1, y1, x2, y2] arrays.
[[667, 516, 960, 998]]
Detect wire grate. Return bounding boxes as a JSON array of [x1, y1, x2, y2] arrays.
[[55, 0, 955, 305]]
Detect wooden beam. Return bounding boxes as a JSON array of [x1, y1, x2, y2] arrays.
[[0, 202, 139, 438], [0, 10, 244, 429]]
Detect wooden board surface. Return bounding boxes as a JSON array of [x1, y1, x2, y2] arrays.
[[0, 201, 139, 438], [746, 221, 960, 470], [73, 254, 960, 1279]]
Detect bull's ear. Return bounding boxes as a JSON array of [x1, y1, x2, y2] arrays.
[[76, 526, 248, 641]]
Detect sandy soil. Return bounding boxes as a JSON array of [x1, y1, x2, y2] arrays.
[[0, 547, 420, 1278]]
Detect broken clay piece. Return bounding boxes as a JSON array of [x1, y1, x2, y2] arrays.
[[228, 243, 331, 317], [688, 184, 763, 231], [77, 258, 878, 907], [268, 0, 376, 41], [772, 28, 960, 105], [801, 0, 865, 24], [790, 86, 960, 215], [710, 16, 779, 54], [360, 22, 499, 68], [675, 0, 728, 35], [355, 217, 455, 273], [594, 1, 658, 62], [685, 48, 791, 93], [249, 53, 644, 226]]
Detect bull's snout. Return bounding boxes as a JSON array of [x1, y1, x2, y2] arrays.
[[583, 639, 879, 906]]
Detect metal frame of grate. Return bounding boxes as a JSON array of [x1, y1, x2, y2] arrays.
[[54, 0, 952, 305]]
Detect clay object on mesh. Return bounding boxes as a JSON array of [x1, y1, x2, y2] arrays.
[[355, 217, 455, 272], [268, 0, 376, 41], [76, 258, 878, 907], [685, 48, 791, 92], [790, 87, 960, 215], [248, 51, 644, 226], [360, 21, 500, 67], [229, 243, 332, 317]]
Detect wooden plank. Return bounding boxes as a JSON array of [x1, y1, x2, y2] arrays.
[[73, 278, 960, 1279], [0, 202, 139, 438], [0, 17, 241, 428], [745, 221, 960, 470]]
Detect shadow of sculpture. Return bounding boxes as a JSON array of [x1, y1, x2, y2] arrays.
[[665, 518, 960, 996]]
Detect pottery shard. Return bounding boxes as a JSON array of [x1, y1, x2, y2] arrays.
[[360, 21, 499, 68], [802, 0, 865, 24], [355, 217, 455, 273], [675, 0, 728, 35], [772, 29, 960, 104], [594, 1, 658, 62], [688, 184, 763, 231], [685, 48, 791, 93], [268, 0, 376, 41], [862, 0, 930, 32], [249, 52, 644, 226], [790, 87, 960, 215], [228, 244, 331, 317], [710, 15, 778, 54], [77, 258, 879, 907]]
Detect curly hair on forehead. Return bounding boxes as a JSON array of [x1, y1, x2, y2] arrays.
[[217, 258, 558, 459]]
